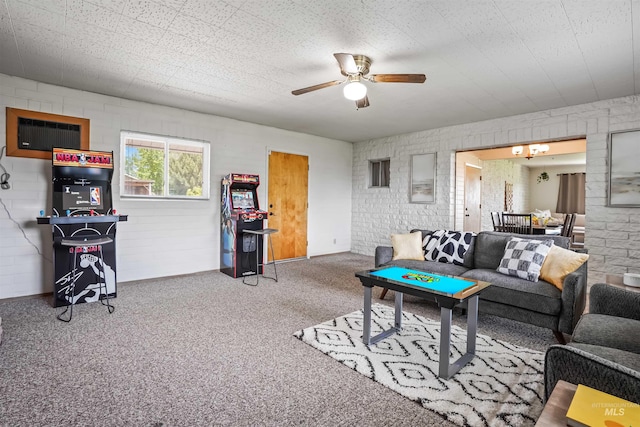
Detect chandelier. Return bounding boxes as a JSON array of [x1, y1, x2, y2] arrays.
[[512, 144, 550, 159]]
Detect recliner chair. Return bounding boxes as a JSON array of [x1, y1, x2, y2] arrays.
[[544, 283, 640, 403]]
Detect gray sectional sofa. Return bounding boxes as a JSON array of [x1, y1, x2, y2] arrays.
[[375, 230, 588, 343], [544, 283, 640, 403]]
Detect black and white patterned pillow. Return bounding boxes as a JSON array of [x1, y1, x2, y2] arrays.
[[497, 237, 554, 282], [424, 230, 476, 266]]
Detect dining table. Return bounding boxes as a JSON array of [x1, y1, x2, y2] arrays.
[[532, 225, 562, 235]]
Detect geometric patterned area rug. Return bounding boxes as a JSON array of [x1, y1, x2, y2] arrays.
[[294, 304, 544, 427]]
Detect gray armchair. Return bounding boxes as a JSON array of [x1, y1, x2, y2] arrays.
[[544, 283, 640, 403]]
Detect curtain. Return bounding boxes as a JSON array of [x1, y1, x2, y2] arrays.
[[381, 159, 390, 187], [556, 173, 586, 214]]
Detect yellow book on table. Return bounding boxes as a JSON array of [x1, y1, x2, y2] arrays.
[[566, 384, 640, 427]]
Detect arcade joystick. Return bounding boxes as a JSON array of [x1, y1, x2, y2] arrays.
[[40, 210, 44, 217], [66, 210, 70, 217], [113, 209, 117, 215]]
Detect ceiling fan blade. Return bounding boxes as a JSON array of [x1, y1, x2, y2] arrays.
[[334, 53, 359, 75], [370, 74, 426, 83], [291, 80, 343, 96], [356, 96, 370, 109]]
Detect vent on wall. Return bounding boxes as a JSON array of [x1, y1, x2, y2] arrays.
[[18, 118, 81, 151], [6, 108, 90, 160]]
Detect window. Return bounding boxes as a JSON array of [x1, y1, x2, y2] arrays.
[[369, 159, 390, 187], [121, 131, 210, 199]]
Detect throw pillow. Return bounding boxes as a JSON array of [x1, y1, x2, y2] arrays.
[[497, 237, 554, 282], [540, 245, 589, 290], [424, 230, 476, 266], [391, 231, 424, 261]]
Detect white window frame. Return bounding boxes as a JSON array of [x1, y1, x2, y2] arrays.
[[120, 131, 210, 200], [369, 158, 390, 188]]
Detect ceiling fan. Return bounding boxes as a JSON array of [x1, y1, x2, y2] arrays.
[[291, 53, 426, 108]]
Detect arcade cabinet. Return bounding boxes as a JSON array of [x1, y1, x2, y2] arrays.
[[37, 148, 127, 320], [220, 173, 269, 278]]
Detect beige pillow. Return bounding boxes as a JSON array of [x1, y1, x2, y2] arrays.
[[540, 245, 589, 290], [391, 232, 424, 261]]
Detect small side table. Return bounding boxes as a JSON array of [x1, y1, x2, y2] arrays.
[[242, 228, 278, 286], [605, 274, 640, 293], [534, 380, 577, 426]]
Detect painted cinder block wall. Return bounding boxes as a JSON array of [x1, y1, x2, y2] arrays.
[[352, 95, 640, 285], [0, 74, 353, 300]]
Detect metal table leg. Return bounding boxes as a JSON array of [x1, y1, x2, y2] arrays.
[[438, 295, 478, 379], [363, 287, 403, 345]]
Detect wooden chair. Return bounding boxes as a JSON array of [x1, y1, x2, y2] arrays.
[[561, 213, 577, 238], [491, 212, 503, 231], [501, 213, 533, 234], [561, 213, 581, 248]]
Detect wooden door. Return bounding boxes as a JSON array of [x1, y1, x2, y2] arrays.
[[267, 151, 308, 260], [464, 165, 482, 232]]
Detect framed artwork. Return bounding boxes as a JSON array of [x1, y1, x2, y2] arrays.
[[608, 129, 640, 207], [410, 153, 436, 203]]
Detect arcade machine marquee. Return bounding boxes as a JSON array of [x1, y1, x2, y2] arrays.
[[37, 148, 127, 308]]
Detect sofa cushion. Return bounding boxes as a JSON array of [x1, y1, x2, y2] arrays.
[[474, 231, 570, 270], [461, 268, 562, 315], [390, 231, 423, 261], [572, 314, 640, 355], [539, 245, 589, 290], [424, 230, 476, 266], [413, 229, 476, 269], [496, 237, 553, 282], [385, 259, 469, 278]]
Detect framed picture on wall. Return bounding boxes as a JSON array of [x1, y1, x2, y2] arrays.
[[410, 153, 436, 203], [608, 129, 640, 207]]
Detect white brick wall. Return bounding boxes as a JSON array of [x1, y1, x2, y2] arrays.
[[478, 160, 530, 231], [0, 74, 353, 299], [352, 95, 640, 286]]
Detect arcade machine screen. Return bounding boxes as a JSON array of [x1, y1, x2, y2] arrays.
[[61, 184, 104, 211], [231, 188, 255, 209]]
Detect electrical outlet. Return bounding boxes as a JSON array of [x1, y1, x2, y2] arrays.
[[333, 238, 337, 244]]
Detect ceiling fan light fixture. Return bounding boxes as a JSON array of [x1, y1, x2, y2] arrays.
[[343, 80, 367, 101]]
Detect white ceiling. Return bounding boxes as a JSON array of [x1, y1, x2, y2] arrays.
[[467, 138, 587, 167], [510, 152, 586, 167], [1, 0, 638, 143]]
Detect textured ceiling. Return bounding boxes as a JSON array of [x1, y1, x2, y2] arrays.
[[1, 0, 638, 142]]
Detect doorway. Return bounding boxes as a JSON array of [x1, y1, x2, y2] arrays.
[[267, 151, 308, 261], [455, 138, 587, 231]]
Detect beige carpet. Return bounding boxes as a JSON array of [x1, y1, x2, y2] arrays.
[[0, 252, 556, 426]]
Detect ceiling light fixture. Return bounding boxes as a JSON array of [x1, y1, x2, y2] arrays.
[[512, 144, 550, 159], [343, 76, 367, 101]]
